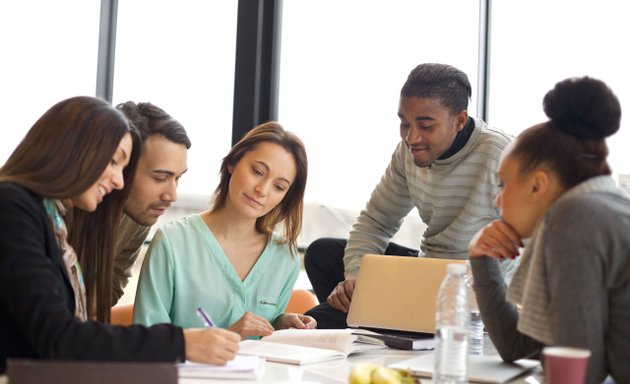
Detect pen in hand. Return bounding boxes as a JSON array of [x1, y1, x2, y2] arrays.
[[197, 307, 216, 328]]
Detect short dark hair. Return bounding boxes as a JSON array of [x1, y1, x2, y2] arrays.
[[512, 76, 621, 189], [400, 63, 472, 115], [116, 101, 191, 149]]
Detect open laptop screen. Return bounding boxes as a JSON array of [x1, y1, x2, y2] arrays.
[[347, 254, 465, 334]]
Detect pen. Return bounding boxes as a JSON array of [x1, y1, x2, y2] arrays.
[[196, 307, 216, 328]]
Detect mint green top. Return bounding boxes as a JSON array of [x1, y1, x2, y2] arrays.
[[133, 214, 300, 329]]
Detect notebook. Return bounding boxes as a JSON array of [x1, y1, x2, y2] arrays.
[[389, 353, 540, 384], [346, 254, 465, 349], [178, 355, 265, 380]]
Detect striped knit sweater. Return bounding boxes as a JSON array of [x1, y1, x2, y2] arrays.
[[344, 117, 518, 279]]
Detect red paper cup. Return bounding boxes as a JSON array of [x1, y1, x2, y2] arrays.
[[543, 346, 591, 384]]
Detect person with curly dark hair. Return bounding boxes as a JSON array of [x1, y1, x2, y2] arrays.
[[468, 76, 629, 384]]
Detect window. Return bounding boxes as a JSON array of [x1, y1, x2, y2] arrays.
[[489, 0, 630, 180], [0, 0, 100, 163], [114, 0, 238, 198], [279, 0, 481, 210]]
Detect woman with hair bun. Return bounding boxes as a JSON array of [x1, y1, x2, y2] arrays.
[[468, 76, 629, 384]]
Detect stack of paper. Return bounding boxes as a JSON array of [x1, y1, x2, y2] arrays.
[[178, 354, 265, 380]]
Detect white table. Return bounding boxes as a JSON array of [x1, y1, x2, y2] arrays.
[[1, 336, 545, 384], [181, 336, 544, 384]]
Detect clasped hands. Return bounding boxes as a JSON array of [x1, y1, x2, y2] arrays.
[[228, 311, 317, 339], [184, 310, 316, 366]]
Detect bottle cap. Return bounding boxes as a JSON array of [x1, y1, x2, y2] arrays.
[[447, 263, 466, 274]]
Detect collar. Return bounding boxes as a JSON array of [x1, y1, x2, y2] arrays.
[[437, 117, 474, 160]]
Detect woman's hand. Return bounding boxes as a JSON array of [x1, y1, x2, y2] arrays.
[[274, 313, 317, 330], [228, 311, 274, 339], [469, 220, 523, 260], [183, 327, 240, 365]]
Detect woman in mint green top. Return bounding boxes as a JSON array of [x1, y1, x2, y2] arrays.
[[134, 122, 315, 338], [134, 215, 299, 329]]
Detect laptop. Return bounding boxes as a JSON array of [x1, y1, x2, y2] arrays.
[[347, 254, 465, 349]]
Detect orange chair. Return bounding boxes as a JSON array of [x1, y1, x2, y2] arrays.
[[110, 291, 317, 325], [110, 303, 134, 326], [285, 289, 318, 314]]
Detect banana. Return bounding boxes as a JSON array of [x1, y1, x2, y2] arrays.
[[398, 369, 417, 384], [349, 363, 419, 384], [348, 363, 380, 384], [371, 366, 402, 384]]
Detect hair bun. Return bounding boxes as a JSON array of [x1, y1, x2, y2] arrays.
[[543, 76, 621, 139]]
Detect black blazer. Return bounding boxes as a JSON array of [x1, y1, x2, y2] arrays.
[[0, 183, 185, 373]]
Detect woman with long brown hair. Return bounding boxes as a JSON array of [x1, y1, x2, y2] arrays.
[[134, 121, 316, 338], [0, 96, 239, 373]]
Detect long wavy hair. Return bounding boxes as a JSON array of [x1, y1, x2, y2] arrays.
[[210, 122, 308, 254], [68, 134, 140, 322], [0, 96, 138, 322]]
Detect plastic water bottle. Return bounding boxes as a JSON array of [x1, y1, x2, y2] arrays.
[[433, 263, 469, 384], [464, 260, 484, 355]]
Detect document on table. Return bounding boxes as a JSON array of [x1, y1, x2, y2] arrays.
[[178, 354, 265, 380], [389, 353, 540, 384], [238, 328, 386, 365]]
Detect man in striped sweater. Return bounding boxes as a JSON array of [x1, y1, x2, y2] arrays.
[[304, 63, 518, 329]]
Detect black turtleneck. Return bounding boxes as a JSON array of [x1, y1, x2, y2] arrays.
[[438, 117, 474, 160]]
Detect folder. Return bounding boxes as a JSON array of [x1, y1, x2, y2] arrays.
[[7, 359, 177, 384]]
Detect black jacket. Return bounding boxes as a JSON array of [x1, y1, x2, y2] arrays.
[[0, 182, 185, 373]]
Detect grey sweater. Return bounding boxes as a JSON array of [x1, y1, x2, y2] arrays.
[[471, 176, 630, 384], [344, 118, 517, 279]]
